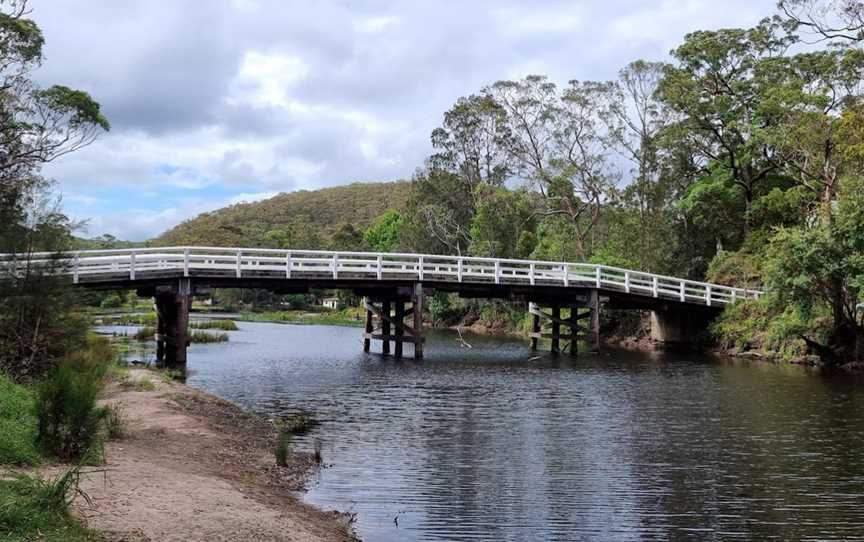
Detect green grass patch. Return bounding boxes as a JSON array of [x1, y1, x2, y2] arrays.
[[238, 308, 364, 327], [189, 319, 238, 331], [119, 375, 156, 391], [133, 326, 156, 341], [0, 470, 99, 541], [98, 312, 157, 326], [0, 373, 41, 466]]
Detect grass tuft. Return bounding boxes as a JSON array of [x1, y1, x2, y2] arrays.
[[120, 375, 156, 392], [103, 402, 127, 440], [275, 428, 290, 467], [190, 319, 238, 331], [0, 468, 97, 541]]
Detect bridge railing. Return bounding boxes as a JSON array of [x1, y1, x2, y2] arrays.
[[0, 246, 762, 307]]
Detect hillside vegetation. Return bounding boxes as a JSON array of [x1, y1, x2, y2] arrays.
[[155, 181, 412, 248]]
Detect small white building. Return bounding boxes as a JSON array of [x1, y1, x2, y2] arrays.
[[321, 296, 340, 310]]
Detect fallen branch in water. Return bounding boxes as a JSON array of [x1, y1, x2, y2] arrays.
[[456, 327, 473, 348]]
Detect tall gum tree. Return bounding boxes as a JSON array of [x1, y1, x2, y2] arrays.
[[658, 18, 798, 231], [758, 47, 864, 224], [0, 0, 109, 377]]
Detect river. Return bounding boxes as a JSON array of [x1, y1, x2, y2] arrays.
[[103, 320, 864, 541]]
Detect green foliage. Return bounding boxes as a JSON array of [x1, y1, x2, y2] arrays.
[[238, 308, 363, 327], [530, 216, 582, 262], [275, 428, 289, 467], [0, 10, 45, 66], [469, 188, 536, 258], [36, 85, 110, 131], [189, 319, 238, 331], [0, 470, 97, 542], [427, 293, 464, 325], [711, 297, 821, 360], [106, 312, 158, 326], [156, 181, 412, 249], [134, 326, 155, 341], [588, 247, 641, 271], [706, 250, 763, 289], [103, 402, 127, 440], [33, 336, 113, 461], [99, 292, 124, 309], [0, 372, 40, 465], [763, 177, 864, 362], [364, 210, 404, 252], [329, 222, 366, 251], [677, 167, 747, 251]]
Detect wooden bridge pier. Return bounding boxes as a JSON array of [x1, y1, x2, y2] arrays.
[[363, 283, 425, 359], [153, 278, 191, 369], [529, 290, 600, 354]]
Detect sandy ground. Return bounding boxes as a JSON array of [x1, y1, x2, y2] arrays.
[[64, 369, 356, 542]]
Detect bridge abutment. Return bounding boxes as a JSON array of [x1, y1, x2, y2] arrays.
[[362, 283, 425, 359], [650, 307, 715, 350]]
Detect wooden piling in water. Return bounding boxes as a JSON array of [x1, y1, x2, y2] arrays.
[[360, 283, 425, 359], [528, 293, 601, 356]]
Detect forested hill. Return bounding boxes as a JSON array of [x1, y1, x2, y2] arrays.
[[154, 181, 412, 248]]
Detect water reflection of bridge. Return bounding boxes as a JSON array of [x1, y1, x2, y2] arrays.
[[6, 247, 761, 368]]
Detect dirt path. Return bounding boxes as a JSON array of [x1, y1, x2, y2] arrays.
[[70, 369, 356, 542]]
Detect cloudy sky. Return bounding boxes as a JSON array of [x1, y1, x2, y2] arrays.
[[34, 0, 776, 241]]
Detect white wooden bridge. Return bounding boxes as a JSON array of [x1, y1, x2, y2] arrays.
[[2, 246, 761, 366]]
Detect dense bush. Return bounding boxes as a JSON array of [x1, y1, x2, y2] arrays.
[[35, 337, 112, 460], [711, 297, 827, 361], [99, 293, 124, 309]]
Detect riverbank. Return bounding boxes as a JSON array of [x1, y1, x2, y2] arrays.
[[52, 368, 356, 541]]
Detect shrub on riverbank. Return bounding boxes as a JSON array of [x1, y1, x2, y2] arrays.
[[35, 336, 114, 461], [711, 297, 827, 362]]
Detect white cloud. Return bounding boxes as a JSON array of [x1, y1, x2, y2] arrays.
[[355, 15, 399, 34], [229, 51, 310, 109], [33, 0, 779, 241]]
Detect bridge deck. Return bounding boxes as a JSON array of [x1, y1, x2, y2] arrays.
[[2, 246, 761, 308]]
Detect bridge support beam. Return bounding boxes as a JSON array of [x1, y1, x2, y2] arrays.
[[529, 291, 600, 355], [154, 278, 191, 370], [362, 283, 425, 359]]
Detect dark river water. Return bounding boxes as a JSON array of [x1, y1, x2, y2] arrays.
[[103, 320, 864, 541]]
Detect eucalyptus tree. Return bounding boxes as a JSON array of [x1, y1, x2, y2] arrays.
[[429, 94, 512, 208], [766, 176, 864, 364], [658, 18, 798, 230], [779, 0, 864, 43], [758, 47, 864, 223], [600, 60, 682, 272], [488, 75, 618, 258], [0, 0, 109, 251], [0, 0, 109, 377]]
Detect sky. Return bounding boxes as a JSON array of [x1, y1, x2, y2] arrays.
[[33, 0, 777, 241]]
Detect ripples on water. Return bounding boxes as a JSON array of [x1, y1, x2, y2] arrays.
[[111, 321, 864, 541]]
